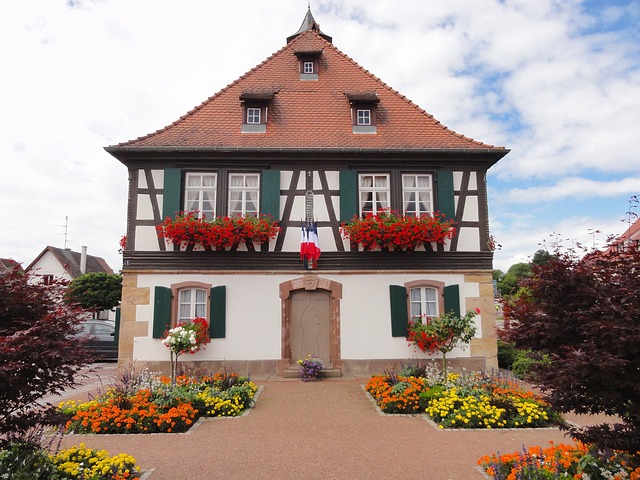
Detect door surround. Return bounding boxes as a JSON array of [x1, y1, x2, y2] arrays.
[[279, 275, 342, 375]]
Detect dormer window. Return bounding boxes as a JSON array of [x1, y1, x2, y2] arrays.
[[246, 107, 261, 124], [347, 92, 379, 134], [294, 50, 322, 81], [240, 90, 277, 133], [357, 109, 371, 126]]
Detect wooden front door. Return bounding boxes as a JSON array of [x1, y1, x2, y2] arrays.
[[289, 290, 331, 366]]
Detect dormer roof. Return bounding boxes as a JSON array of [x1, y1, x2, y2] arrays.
[[107, 12, 507, 159]]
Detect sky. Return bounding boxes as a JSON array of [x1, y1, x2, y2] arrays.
[[1, 0, 639, 273]]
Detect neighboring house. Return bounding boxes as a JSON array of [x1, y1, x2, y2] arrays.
[[106, 9, 509, 376], [0, 258, 23, 275], [606, 217, 640, 253], [26, 246, 114, 285]]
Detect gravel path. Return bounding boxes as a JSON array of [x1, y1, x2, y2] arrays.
[[51, 364, 606, 480]]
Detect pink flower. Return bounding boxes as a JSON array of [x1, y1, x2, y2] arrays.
[[475, 307, 481, 314]]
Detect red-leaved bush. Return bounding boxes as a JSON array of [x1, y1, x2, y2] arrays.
[[0, 268, 92, 444], [503, 246, 640, 457]]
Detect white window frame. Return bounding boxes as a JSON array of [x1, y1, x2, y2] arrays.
[[303, 61, 314, 74], [409, 286, 439, 323], [357, 109, 371, 126], [359, 174, 389, 216], [184, 173, 217, 219], [402, 174, 433, 217], [177, 287, 208, 323], [246, 108, 261, 124], [228, 173, 260, 217]]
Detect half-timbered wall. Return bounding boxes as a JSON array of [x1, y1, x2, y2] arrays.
[[126, 166, 489, 255]]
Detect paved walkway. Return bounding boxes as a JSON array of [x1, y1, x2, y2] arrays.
[[52, 364, 602, 480]]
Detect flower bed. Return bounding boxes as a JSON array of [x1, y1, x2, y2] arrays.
[[365, 367, 560, 428], [478, 442, 640, 479], [0, 442, 141, 479], [59, 371, 258, 434]]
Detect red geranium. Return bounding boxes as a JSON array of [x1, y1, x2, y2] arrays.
[[341, 211, 455, 251]]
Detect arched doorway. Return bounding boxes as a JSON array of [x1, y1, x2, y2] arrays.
[[279, 275, 342, 375]]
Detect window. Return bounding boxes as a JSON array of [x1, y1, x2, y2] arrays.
[[228, 173, 260, 217], [303, 61, 314, 74], [357, 109, 371, 126], [410, 287, 439, 322], [246, 108, 261, 124], [359, 174, 389, 215], [402, 174, 433, 217], [185, 173, 217, 219], [42, 274, 54, 286], [178, 288, 207, 323]]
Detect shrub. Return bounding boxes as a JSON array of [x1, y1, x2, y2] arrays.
[[496, 340, 518, 370], [504, 246, 640, 455], [0, 268, 92, 443]]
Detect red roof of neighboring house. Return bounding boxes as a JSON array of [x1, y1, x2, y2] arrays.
[[0, 258, 23, 274], [606, 217, 640, 253], [107, 22, 507, 155], [26, 246, 114, 279]]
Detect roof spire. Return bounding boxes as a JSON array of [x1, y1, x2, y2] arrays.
[[287, 5, 332, 44]]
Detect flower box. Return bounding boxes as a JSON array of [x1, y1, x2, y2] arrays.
[[156, 212, 280, 251], [340, 211, 456, 252]]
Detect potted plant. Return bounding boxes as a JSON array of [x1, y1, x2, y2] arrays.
[[297, 354, 323, 381]]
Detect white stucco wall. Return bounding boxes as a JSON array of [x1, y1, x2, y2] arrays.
[[129, 272, 483, 364], [27, 251, 74, 282]]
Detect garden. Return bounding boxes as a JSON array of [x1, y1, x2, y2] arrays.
[[365, 365, 560, 429], [59, 370, 258, 435]]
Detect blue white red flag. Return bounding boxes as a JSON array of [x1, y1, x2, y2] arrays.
[[300, 223, 321, 268]]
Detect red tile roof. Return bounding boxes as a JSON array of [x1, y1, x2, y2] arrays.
[[110, 29, 506, 153]]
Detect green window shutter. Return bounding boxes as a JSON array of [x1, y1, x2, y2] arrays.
[[436, 170, 455, 220], [114, 307, 121, 344], [339, 169, 358, 222], [443, 284, 461, 317], [162, 168, 182, 220], [153, 286, 172, 339], [261, 169, 281, 220], [209, 286, 226, 338], [389, 285, 409, 337]]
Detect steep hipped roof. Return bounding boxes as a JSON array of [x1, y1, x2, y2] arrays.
[[107, 16, 507, 156], [26, 246, 114, 278]]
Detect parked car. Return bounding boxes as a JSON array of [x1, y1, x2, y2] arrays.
[[77, 319, 118, 361]]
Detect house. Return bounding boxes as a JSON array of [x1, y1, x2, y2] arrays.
[[106, 9, 509, 377], [0, 258, 23, 275], [606, 217, 640, 253], [26, 246, 114, 285]]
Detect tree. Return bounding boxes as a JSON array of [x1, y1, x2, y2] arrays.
[[530, 248, 554, 265], [497, 262, 532, 296], [0, 268, 92, 444], [504, 247, 640, 457], [65, 272, 122, 317], [407, 309, 479, 376]]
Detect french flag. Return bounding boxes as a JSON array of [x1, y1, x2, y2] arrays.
[[300, 223, 321, 268]]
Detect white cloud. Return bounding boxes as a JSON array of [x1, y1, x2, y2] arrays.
[[503, 177, 640, 204]]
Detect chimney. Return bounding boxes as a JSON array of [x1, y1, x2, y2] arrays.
[[80, 246, 87, 274]]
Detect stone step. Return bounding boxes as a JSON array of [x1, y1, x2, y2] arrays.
[[283, 367, 342, 378]]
